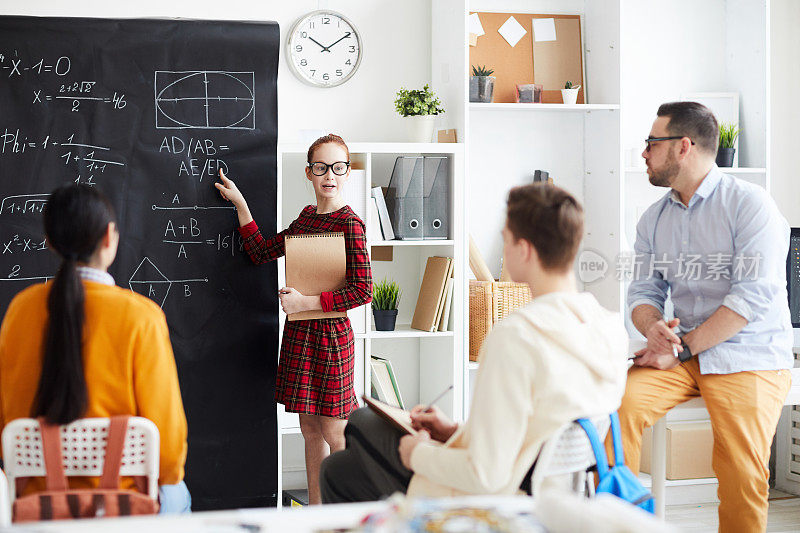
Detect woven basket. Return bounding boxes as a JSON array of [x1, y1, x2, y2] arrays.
[[468, 280, 531, 362]]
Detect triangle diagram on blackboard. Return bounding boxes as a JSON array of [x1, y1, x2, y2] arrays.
[[129, 257, 171, 308]]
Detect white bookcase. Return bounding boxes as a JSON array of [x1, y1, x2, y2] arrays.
[[275, 142, 467, 502]]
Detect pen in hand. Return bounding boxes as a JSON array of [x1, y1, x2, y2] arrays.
[[421, 385, 453, 413]]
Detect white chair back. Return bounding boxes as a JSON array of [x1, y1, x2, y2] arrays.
[[1, 417, 159, 503], [0, 469, 10, 527], [531, 416, 610, 495]]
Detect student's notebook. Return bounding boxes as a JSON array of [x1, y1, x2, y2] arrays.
[[362, 395, 417, 435], [411, 256, 452, 331], [285, 233, 347, 321]]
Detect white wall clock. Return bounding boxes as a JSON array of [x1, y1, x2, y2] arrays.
[[287, 10, 362, 88]]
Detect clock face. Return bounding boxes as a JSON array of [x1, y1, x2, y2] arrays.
[[287, 11, 362, 88]]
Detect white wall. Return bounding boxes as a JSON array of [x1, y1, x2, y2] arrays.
[[620, 0, 728, 159], [770, 0, 800, 226], [1, 0, 436, 143]]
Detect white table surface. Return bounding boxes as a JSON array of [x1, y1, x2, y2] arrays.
[[6, 495, 538, 533]]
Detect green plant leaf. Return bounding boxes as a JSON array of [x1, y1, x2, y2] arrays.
[[372, 277, 401, 310], [718, 122, 741, 149], [394, 84, 445, 116]]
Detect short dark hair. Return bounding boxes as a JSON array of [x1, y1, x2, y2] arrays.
[[657, 101, 719, 155], [506, 184, 584, 271]]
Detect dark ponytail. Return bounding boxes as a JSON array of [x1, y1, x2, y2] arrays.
[[33, 185, 117, 425]]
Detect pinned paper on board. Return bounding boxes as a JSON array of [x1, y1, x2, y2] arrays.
[[497, 16, 527, 47], [469, 13, 485, 36], [532, 18, 557, 42]]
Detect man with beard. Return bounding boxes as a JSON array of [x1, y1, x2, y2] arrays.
[[618, 101, 793, 532]]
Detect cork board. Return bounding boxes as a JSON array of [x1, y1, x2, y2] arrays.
[[469, 13, 584, 104]]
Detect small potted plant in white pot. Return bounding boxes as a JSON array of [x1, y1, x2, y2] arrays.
[[469, 65, 495, 103], [716, 122, 740, 168], [561, 80, 581, 105], [372, 278, 401, 331], [394, 84, 445, 143]]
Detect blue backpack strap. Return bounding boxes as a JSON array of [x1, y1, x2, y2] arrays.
[[609, 412, 625, 466], [576, 418, 609, 477]]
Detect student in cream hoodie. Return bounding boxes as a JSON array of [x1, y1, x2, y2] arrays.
[[320, 183, 629, 502]]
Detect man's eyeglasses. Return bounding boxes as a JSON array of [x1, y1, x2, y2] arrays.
[[644, 136, 695, 152], [309, 161, 350, 176]]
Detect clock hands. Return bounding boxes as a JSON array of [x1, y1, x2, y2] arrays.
[[308, 36, 328, 51], [324, 32, 352, 51], [307, 32, 352, 53]]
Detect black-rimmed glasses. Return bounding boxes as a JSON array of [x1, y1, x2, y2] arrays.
[[644, 136, 695, 152], [309, 161, 350, 176]]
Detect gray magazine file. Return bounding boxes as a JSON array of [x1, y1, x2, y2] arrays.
[[423, 156, 449, 239], [386, 156, 424, 240]]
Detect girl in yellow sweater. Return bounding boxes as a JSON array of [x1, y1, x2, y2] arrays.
[[0, 185, 190, 513]]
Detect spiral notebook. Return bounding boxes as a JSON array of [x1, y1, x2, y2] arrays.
[[285, 232, 347, 321]]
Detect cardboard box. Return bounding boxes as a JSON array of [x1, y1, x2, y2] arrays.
[[437, 129, 457, 143], [640, 421, 715, 480]]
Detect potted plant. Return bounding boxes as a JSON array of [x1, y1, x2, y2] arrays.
[[372, 278, 401, 331], [561, 80, 581, 105], [716, 122, 740, 168], [394, 85, 445, 143], [469, 65, 495, 103]]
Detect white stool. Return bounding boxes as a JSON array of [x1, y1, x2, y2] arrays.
[[649, 367, 800, 518]]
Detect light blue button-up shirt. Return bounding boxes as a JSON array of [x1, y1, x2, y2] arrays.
[[628, 166, 793, 374]]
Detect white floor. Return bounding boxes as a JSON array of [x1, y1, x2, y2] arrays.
[[665, 490, 800, 532]]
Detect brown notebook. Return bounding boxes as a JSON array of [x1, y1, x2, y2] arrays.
[[362, 395, 417, 435], [411, 256, 452, 331], [285, 233, 347, 321]]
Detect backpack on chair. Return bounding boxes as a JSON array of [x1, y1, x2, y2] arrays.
[[576, 413, 655, 514], [12, 416, 159, 522]]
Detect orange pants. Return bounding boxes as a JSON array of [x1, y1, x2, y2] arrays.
[[608, 358, 791, 533]]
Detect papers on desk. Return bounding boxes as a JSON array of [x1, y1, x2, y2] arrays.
[[356, 495, 546, 533]]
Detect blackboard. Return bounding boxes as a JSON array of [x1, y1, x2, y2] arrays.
[[0, 16, 280, 510]]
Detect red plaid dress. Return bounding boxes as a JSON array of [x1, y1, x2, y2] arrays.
[[238, 205, 372, 419]]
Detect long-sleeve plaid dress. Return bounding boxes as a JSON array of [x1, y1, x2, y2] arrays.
[[237, 205, 372, 419]]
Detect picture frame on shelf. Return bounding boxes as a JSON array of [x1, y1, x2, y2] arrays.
[[680, 92, 740, 167]]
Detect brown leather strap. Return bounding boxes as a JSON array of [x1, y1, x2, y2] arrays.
[[118, 493, 131, 516], [38, 418, 68, 491], [39, 494, 53, 520], [66, 493, 81, 518], [99, 416, 129, 490]]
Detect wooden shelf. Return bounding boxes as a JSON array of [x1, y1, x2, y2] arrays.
[[278, 142, 464, 155], [470, 102, 620, 112], [368, 240, 454, 247]]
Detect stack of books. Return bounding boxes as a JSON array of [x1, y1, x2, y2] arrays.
[[410, 256, 454, 332], [369, 186, 395, 241], [370, 355, 404, 409]]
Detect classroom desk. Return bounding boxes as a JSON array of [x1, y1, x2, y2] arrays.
[[7, 496, 538, 533]]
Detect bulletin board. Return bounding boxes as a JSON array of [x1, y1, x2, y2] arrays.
[[469, 13, 585, 104]]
